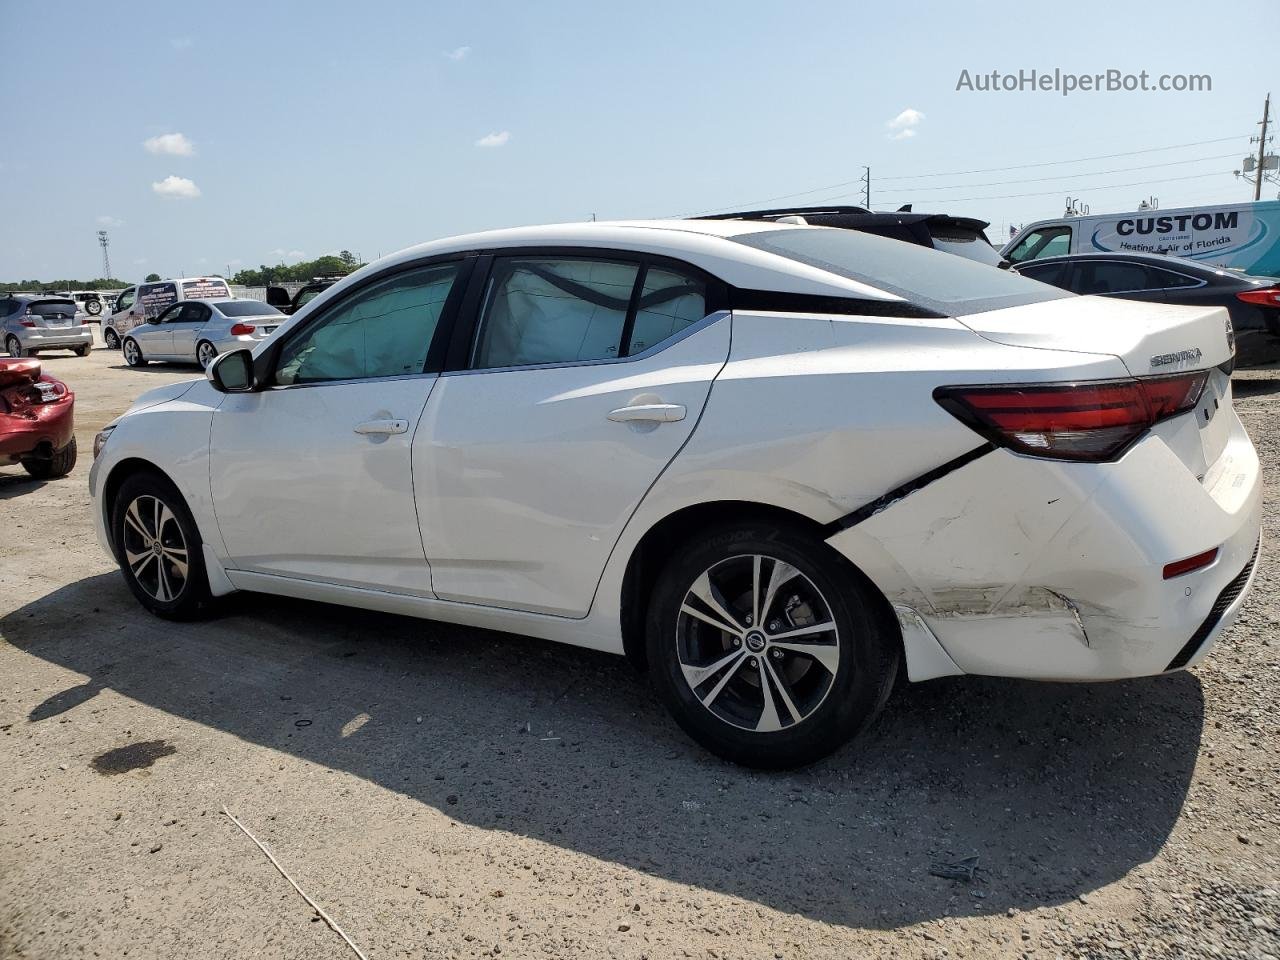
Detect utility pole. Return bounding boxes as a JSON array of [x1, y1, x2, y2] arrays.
[[1254, 93, 1271, 202], [97, 230, 111, 279], [860, 167, 871, 208]]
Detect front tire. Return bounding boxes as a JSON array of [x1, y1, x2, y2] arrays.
[[110, 472, 212, 620], [646, 520, 899, 768], [104, 328, 120, 349], [122, 338, 146, 366], [22, 437, 77, 479]]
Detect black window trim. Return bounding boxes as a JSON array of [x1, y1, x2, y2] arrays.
[[440, 246, 730, 376], [255, 252, 475, 390]]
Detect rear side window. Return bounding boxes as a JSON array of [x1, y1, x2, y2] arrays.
[[1146, 267, 1202, 289], [471, 258, 640, 369], [1073, 261, 1152, 295], [733, 228, 1069, 315], [627, 268, 707, 355]]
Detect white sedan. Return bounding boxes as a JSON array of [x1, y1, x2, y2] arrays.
[[89, 220, 1262, 767], [121, 299, 285, 368]]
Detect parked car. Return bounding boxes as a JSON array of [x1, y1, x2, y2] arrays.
[[89, 220, 1260, 768], [1, 295, 93, 358], [695, 205, 1006, 266], [103, 277, 232, 349], [265, 277, 342, 315], [1012, 252, 1280, 367], [0, 357, 76, 478], [121, 299, 285, 368], [1004, 200, 1280, 278]]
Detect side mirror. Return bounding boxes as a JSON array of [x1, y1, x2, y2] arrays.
[[265, 286, 291, 309], [146, 316, 161, 324], [207, 348, 256, 393]]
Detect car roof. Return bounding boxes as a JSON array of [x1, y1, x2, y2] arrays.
[[350, 219, 910, 304]]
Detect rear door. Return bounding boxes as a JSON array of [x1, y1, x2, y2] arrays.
[[168, 303, 210, 359], [414, 253, 729, 617]]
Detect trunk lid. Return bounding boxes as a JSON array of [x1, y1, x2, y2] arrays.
[[957, 295, 1236, 474], [955, 294, 1234, 376]]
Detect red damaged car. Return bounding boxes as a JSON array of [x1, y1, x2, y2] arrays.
[[0, 358, 77, 479]]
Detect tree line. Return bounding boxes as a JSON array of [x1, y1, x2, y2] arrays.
[[1, 251, 366, 292]]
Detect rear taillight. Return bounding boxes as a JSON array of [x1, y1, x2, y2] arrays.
[[229, 322, 256, 336], [1236, 287, 1280, 307], [934, 372, 1208, 462], [19, 319, 35, 328]]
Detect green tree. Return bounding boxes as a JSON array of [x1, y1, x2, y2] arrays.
[[144, 273, 161, 282]]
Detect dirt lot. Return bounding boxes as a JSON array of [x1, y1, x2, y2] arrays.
[[2, 343, 1278, 960]]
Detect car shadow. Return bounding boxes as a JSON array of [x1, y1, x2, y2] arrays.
[[0, 470, 50, 499], [1232, 376, 1280, 398], [105, 362, 201, 373], [1, 573, 1204, 931]]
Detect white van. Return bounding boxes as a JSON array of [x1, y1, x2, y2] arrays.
[[1003, 200, 1280, 278], [103, 277, 231, 349]]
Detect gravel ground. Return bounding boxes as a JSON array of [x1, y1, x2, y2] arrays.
[[1, 344, 1277, 960]]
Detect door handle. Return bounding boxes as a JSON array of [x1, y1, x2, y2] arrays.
[[354, 418, 409, 436], [607, 403, 686, 424]]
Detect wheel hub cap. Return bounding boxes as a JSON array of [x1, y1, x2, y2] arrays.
[[675, 553, 841, 733], [121, 494, 189, 603]]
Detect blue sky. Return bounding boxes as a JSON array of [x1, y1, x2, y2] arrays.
[[1, 0, 1276, 280]]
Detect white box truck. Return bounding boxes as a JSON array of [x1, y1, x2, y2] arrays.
[[1003, 200, 1280, 277]]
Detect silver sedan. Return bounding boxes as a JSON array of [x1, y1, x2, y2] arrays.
[[121, 299, 286, 368]]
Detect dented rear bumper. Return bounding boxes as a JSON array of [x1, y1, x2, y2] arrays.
[[827, 409, 1262, 681]]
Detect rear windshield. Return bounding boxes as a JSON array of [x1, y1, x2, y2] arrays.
[[732, 228, 1069, 315], [214, 300, 282, 317], [28, 300, 77, 317]]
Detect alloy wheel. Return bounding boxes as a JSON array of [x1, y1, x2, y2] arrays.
[[6, 336, 21, 358], [123, 339, 140, 365], [197, 342, 217, 368], [120, 494, 189, 602], [104, 330, 119, 349], [675, 554, 841, 733]]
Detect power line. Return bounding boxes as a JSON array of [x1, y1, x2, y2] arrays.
[[814, 170, 1230, 206], [872, 153, 1238, 194], [676, 134, 1244, 217]]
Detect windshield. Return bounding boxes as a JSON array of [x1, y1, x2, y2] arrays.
[[931, 234, 1006, 267], [214, 300, 282, 317], [732, 228, 1069, 315]]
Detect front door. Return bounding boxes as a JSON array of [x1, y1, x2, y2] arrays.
[[131, 302, 180, 355], [208, 260, 464, 594], [415, 255, 729, 617], [168, 302, 210, 360]]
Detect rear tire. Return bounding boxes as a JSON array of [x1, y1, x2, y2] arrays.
[[110, 472, 213, 620], [6, 335, 29, 358], [122, 338, 146, 366], [196, 340, 217, 368], [21, 437, 77, 479], [74, 344, 91, 357], [646, 520, 899, 768], [104, 328, 120, 349]]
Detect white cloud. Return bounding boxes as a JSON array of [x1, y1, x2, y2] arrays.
[[133, 258, 148, 265], [444, 45, 471, 61], [886, 108, 924, 141], [268, 249, 307, 262], [143, 132, 196, 157], [171, 36, 193, 49], [474, 130, 510, 148], [152, 175, 201, 199], [96, 215, 125, 227]]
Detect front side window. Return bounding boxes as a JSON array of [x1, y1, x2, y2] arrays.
[[1005, 226, 1073, 264], [471, 258, 639, 369], [275, 262, 459, 385], [155, 304, 185, 324], [114, 288, 136, 313]]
